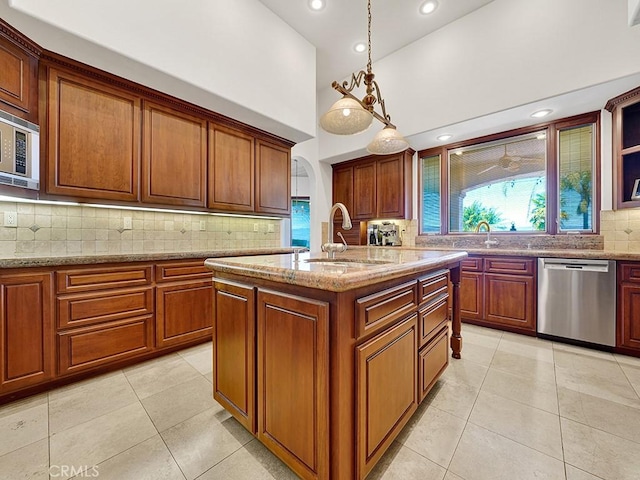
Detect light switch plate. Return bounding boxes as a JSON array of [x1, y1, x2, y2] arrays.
[[123, 216, 132, 230], [267, 224, 275, 233], [199, 220, 206, 231]]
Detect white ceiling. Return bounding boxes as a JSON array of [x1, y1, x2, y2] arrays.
[[258, 0, 495, 89]]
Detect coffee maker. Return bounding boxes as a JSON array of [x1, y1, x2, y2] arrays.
[[370, 222, 400, 246]]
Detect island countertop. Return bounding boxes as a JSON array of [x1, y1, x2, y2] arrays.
[[204, 247, 467, 292]]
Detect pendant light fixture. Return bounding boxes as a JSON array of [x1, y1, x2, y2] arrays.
[[319, 0, 409, 155]]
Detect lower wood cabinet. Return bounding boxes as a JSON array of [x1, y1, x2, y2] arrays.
[[57, 316, 154, 375], [419, 326, 449, 402], [0, 272, 54, 393], [212, 279, 255, 433], [460, 256, 537, 334], [257, 289, 329, 480], [618, 262, 640, 353], [356, 314, 417, 479]]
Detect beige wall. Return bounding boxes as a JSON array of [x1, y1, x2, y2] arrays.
[[0, 201, 282, 257]]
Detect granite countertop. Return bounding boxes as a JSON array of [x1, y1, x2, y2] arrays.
[[205, 248, 468, 292], [0, 247, 297, 269], [412, 246, 640, 261]]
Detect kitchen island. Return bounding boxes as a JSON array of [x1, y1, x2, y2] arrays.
[[205, 248, 466, 480]]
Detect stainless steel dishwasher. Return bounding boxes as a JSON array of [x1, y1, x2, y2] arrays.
[[537, 258, 616, 347]]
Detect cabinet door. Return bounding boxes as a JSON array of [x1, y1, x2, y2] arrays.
[[213, 279, 255, 433], [484, 273, 536, 332], [0, 273, 54, 393], [46, 67, 140, 201], [255, 139, 290, 215], [460, 272, 483, 320], [208, 124, 255, 212], [142, 102, 207, 207], [332, 164, 354, 216], [156, 280, 213, 348], [257, 289, 329, 480], [0, 23, 38, 122], [619, 284, 640, 350], [376, 154, 406, 218], [353, 161, 376, 220], [356, 314, 417, 479]]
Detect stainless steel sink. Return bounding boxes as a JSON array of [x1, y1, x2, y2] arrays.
[[303, 258, 392, 266]]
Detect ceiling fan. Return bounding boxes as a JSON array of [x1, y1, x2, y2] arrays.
[[477, 145, 542, 175]]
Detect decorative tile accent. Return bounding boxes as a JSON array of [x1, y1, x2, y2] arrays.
[[29, 224, 40, 233]]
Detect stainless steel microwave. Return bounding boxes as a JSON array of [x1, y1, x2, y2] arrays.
[[0, 110, 39, 190]]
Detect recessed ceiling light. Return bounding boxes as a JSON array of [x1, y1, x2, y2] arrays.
[[437, 134, 452, 141], [354, 42, 366, 53], [531, 109, 553, 118], [419, 0, 438, 15], [309, 0, 325, 11]]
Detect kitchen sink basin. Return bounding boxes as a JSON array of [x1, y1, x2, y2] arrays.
[[303, 258, 392, 266]]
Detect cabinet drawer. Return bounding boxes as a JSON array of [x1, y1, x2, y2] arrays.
[[418, 327, 449, 403], [155, 260, 210, 282], [56, 265, 153, 293], [484, 257, 534, 275], [58, 287, 154, 329], [418, 270, 449, 306], [621, 262, 640, 283], [461, 257, 483, 272], [418, 296, 449, 349], [356, 281, 417, 339], [57, 316, 153, 375]]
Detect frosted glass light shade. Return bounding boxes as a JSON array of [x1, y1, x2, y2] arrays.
[[320, 97, 373, 135], [367, 126, 410, 155]]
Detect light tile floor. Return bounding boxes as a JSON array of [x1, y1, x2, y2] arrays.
[[1, 324, 640, 479]]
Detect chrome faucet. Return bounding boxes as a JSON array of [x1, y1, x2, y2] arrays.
[[475, 221, 498, 248], [323, 203, 353, 259]]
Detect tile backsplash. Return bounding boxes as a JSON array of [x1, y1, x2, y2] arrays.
[[0, 201, 281, 257], [601, 209, 640, 252]]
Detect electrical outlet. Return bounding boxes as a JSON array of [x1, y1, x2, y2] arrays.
[[267, 224, 275, 233], [4, 211, 17, 228], [123, 216, 132, 230], [253, 223, 259, 232], [199, 220, 206, 231]]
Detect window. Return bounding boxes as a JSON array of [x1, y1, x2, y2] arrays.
[[421, 154, 441, 233], [291, 197, 310, 247], [419, 112, 599, 235], [448, 132, 546, 233]]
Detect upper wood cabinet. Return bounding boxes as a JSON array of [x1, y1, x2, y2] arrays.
[[45, 66, 141, 201], [255, 139, 291, 215], [0, 19, 40, 123], [142, 101, 207, 207], [606, 87, 640, 209], [353, 160, 377, 220], [332, 150, 414, 221], [208, 124, 255, 212]]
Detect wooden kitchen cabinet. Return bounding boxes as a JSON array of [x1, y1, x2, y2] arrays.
[[356, 314, 417, 479], [213, 279, 256, 433], [331, 163, 366, 244], [56, 264, 154, 375], [208, 124, 255, 212], [617, 262, 640, 354], [353, 160, 377, 220], [45, 65, 141, 202], [606, 87, 640, 209], [332, 150, 413, 222], [255, 139, 291, 215], [0, 272, 54, 394], [257, 289, 329, 480], [460, 256, 536, 334], [155, 260, 212, 348], [142, 101, 207, 207], [0, 19, 40, 123]]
